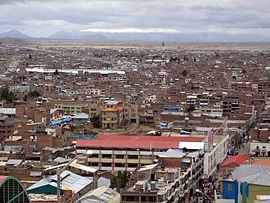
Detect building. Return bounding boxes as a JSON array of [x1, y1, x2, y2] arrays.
[[221, 165, 270, 203], [204, 132, 230, 177], [0, 119, 15, 141], [100, 100, 126, 129], [220, 155, 249, 176], [27, 170, 94, 202], [0, 175, 30, 203], [158, 148, 204, 192], [75, 186, 121, 203], [121, 163, 192, 203], [76, 134, 206, 172], [54, 101, 89, 115]]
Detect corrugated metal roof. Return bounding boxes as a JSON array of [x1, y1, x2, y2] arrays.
[[138, 163, 158, 172], [76, 186, 120, 203], [232, 165, 270, 186], [159, 149, 186, 158], [76, 134, 205, 150], [0, 108, 16, 115], [53, 157, 71, 163], [4, 145, 22, 153], [221, 155, 249, 167], [72, 113, 89, 119], [27, 170, 93, 194], [43, 162, 97, 173], [6, 159, 22, 166]]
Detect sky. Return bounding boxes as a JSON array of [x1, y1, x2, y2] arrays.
[[0, 0, 270, 37]]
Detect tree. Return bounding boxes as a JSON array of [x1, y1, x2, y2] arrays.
[[110, 171, 131, 192], [182, 69, 188, 77], [155, 131, 162, 136], [91, 116, 101, 128], [0, 87, 16, 103], [53, 69, 59, 75], [187, 104, 196, 112], [28, 90, 41, 98]]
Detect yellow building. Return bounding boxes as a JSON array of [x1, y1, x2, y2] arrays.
[[54, 102, 89, 115]]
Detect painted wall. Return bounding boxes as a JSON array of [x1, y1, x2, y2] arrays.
[[221, 180, 238, 203], [247, 184, 270, 203], [204, 134, 229, 176], [27, 185, 60, 195]]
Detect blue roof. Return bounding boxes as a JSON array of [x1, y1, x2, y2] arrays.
[[49, 117, 72, 126], [163, 106, 181, 112]]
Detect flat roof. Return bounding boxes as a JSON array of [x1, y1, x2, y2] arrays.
[[0, 108, 16, 115], [179, 142, 204, 150], [76, 134, 205, 150], [26, 68, 125, 75]]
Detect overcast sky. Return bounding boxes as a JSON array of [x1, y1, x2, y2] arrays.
[[0, 0, 269, 37]]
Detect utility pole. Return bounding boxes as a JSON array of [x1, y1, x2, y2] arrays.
[[57, 150, 93, 203]]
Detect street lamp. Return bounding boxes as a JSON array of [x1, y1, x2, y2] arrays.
[[57, 150, 93, 203]]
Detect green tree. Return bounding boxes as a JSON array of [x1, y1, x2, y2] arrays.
[[110, 171, 131, 192], [28, 90, 41, 98], [91, 116, 101, 128], [53, 69, 59, 75], [0, 87, 15, 103], [187, 104, 196, 112], [182, 69, 188, 77]]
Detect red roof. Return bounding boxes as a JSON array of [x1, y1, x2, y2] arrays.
[[0, 176, 8, 184], [76, 134, 205, 150], [221, 155, 249, 168]]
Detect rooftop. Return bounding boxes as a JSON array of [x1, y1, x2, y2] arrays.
[[76, 134, 205, 150], [232, 165, 270, 187], [221, 155, 249, 168], [27, 170, 93, 194], [0, 108, 16, 115], [75, 186, 120, 203]]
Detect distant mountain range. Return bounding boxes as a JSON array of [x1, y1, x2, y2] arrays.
[[0, 29, 32, 39], [0, 29, 270, 43]]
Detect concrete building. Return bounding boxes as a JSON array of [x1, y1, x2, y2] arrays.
[[76, 134, 206, 172], [121, 163, 192, 203]]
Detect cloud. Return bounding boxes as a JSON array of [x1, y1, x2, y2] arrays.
[[81, 28, 182, 33], [0, 0, 269, 37]]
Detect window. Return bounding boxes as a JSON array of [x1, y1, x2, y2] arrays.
[[102, 154, 112, 158], [128, 155, 138, 159], [101, 163, 111, 167], [128, 163, 138, 168], [115, 154, 125, 159], [89, 162, 99, 166]]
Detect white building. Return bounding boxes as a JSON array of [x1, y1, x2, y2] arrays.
[[204, 134, 229, 177]]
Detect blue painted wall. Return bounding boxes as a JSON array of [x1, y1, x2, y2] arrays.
[[221, 180, 238, 203]]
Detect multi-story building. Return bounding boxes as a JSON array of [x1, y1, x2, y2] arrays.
[[76, 134, 206, 172], [0, 119, 15, 141], [158, 148, 205, 193], [121, 163, 192, 203], [54, 101, 89, 115], [100, 100, 126, 129]]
